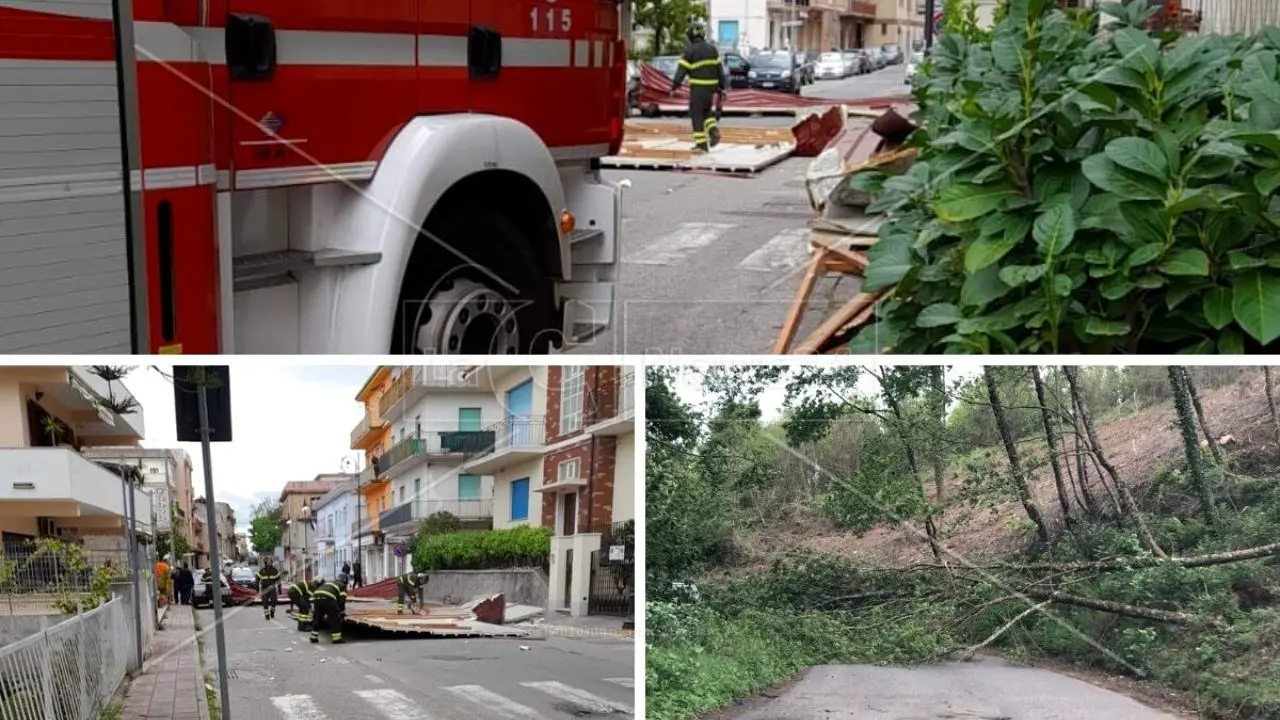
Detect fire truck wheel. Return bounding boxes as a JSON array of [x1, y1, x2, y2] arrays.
[[392, 209, 555, 355]]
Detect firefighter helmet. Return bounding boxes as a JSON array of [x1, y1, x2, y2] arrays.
[[687, 21, 706, 42]]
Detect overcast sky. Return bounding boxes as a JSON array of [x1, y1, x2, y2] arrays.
[[124, 365, 373, 533]]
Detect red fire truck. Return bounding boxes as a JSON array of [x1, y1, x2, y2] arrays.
[[0, 0, 628, 354]]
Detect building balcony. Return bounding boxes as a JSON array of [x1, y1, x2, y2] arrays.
[[378, 498, 494, 537], [0, 448, 153, 537], [378, 366, 480, 420], [349, 410, 388, 451], [462, 419, 546, 475], [585, 370, 635, 437], [377, 430, 495, 481], [844, 1, 876, 17]]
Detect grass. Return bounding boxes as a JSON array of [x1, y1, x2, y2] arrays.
[[204, 673, 220, 720], [99, 703, 123, 720]]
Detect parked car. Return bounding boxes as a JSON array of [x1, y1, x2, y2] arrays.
[[856, 48, 880, 72], [648, 55, 679, 80], [193, 568, 232, 608], [230, 566, 258, 590], [841, 50, 865, 75], [722, 51, 751, 88], [746, 52, 803, 94], [881, 43, 904, 65], [626, 60, 642, 113], [815, 51, 848, 80], [904, 51, 925, 83]]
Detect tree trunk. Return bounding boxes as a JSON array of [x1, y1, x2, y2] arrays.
[[1063, 367, 1166, 558], [1032, 368, 1079, 545], [1071, 390, 1116, 517], [983, 367, 1050, 545], [1179, 367, 1222, 466], [1169, 366, 1217, 526], [929, 366, 947, 503], [965, 540, 1280, 573], [879, 380, 942, 559], [1266, 368, 1280, 445], [1070, 425, 1098, 516], [1023, 588, 1197, 624]]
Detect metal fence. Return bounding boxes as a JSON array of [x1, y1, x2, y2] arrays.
[[588, 520, 635, 616], [0, 598, 130, 720], [0, 548, 133, 616]]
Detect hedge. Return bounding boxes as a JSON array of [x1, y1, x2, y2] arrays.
[[412, 526, 552, 571]]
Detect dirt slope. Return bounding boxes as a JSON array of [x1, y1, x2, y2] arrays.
[[766, 369, 1277, 568]]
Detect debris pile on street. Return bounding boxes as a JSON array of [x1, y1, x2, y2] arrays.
[[603, 120, 795, 174], [774, 104, 920, 354], [320, 593, 535, 638]]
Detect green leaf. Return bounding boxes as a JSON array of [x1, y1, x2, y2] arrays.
[[960, 266, 1012, 308], [1128, 243, 1163, 267], [1105, 137, 1169, 181], [1203, 287, 1232, 330], [1231, 271, 1280, 346], [935, 184, 1019, 223], [1112, 27, 1160, 75], [1227, 250, 1267, 270], [1257, 166, 1280, 197], [1032, 204, 1077, 259], [1157, 248, 1210, 276], [1218, 327, 1245, 355], [1100, 275, 1134, 300], [998, 265, 1047, 287], [1083, 317, 1130, 337], [1081, 154, 1164, 201], [916, 303, 963, 328], [1051, 274, 1073, 297], [863, 234, 912, 291]]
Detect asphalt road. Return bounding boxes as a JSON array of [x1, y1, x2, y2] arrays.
[[197, 606, 635, 720], [569, 66, 906, 355], [734, 660, 1182, 720]]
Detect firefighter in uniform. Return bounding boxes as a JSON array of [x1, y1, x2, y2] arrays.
[[310, 574, 349, 645], [256, 558, 282, 621], [286, 576, 322, 631], [670, 21, 725, 152], [395, 572, 429, 614]]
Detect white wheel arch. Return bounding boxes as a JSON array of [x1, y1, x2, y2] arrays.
[[296, 114, 568, 354]]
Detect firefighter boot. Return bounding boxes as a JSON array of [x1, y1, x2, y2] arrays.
[[709, 125, 721, 148], [309, 630, 319, 644], [331, 632, 345, 645], [694, 142, 710, 152]]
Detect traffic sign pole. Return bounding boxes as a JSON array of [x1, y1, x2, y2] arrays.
[[924, 0, 937, 49]]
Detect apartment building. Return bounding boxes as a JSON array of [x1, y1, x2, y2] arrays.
[[0, 367, 153, 552], [80, 447, 197, 561], [312, 479, 358, 582], [279, 475, 349, 581]]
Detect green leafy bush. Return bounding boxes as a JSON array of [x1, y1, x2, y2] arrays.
[[852, 0, 1280, 354], [412, 526, 551, 571]]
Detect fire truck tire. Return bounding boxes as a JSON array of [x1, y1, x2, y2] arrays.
[[391, 208, 556, 355]]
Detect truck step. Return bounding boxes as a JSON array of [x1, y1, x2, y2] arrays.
[[233, 249, 381, 292], [570, 320, 608, 343], [569, 227, 605, 245]]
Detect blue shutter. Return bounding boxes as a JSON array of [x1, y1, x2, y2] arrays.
[[510, 478, 530, 521]]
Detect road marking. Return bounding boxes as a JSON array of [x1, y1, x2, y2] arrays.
[[739, 228, 811, 272], [333, 656, 351, 665], [271, 694, 329, 720], [603, 677, 635, 688], [521, 681, 633, 715], [444, 685, 543, 718], [624, 222, 734, 265], [366, 674, 385, 684], [355, 688, 433, 720]]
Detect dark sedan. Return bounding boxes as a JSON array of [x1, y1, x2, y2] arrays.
[[723, 51, 751, 88], [746, 52, 803, 94]]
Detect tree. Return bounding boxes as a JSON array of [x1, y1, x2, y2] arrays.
[[984, 367, 1049, 545], [633, 0, 708, 55], [1179, 367, 1222, 466], [1265, 368, 1280, 444], [1031, 366, 1079, 544], [1169, 367, 1216, 526], [248, 500, 284, 556]]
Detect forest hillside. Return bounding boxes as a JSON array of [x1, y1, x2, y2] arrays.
[[646, 366, 1280, 720]]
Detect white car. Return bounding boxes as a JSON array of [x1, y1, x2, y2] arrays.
[[816, 52, 847, 80], [905, 51, 925, 83]]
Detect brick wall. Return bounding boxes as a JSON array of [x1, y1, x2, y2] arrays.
[[539, 436, 619, 533], [546, 366, 563, 441]]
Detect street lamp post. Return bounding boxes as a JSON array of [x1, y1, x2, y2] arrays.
[[301, 502, 311, 582]]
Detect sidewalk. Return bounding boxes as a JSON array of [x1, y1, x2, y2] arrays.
[[122, 604, 211, 720]]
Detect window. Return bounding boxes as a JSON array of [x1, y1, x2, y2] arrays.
[[559, 366, 585, 434], [558, 458, 581, 482], [458, 474, 481, 499], [510, 478, 530, 521], [398, 486, 405, 504], [458, 408, 482, 432], [414, 478, 421, 515]]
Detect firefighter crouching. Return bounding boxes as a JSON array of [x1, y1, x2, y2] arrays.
[[256, 558, 281, 620], [670, 21, 725, 152], [287, 577, 322, 631], [310, 574, 349, 644], [396, 572, 429, 614]]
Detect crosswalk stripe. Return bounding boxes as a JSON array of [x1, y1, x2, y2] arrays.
[[366, 674, 385, 684], [738, 228, 811, 272], [603, 677, 635, 688], [355, 689, 434, 720], [624, 222, 733, 265], [521, 681, 634, 715], [271, 695, 329, 720], [444, 685, 543, 719]]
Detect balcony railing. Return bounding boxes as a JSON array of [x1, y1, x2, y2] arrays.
[[378, 366, 478, 418], [350, 411, 387, 449], [465, 419, 545, 461], [378, 430, 496, 476], [379, 498, 495, 529], [586, 370, 635, 426]]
